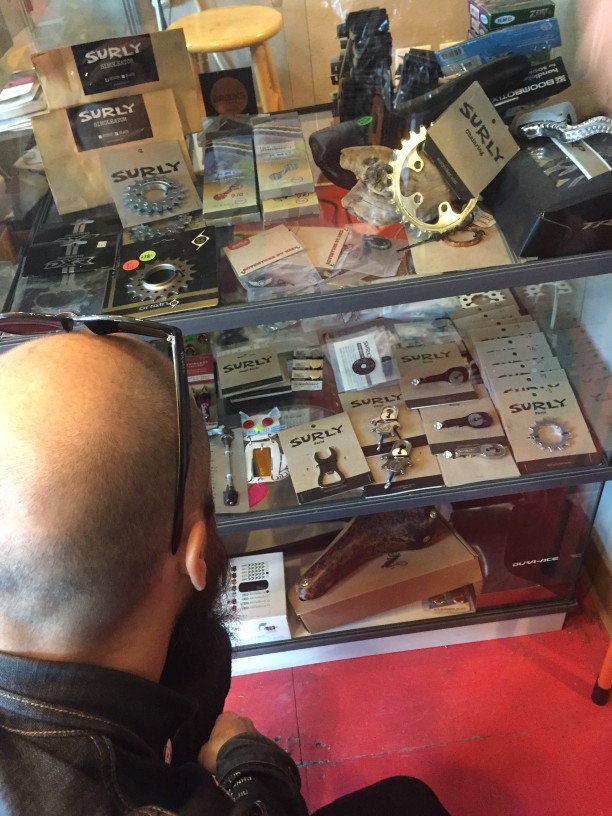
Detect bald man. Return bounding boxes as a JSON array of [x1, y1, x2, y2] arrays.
[[0, 326, 452, 816], [0, 331, 307, 816]]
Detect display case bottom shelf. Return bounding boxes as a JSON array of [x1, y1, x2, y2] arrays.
[[231, 602, 574, 675]]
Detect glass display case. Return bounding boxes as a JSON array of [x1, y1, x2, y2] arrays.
[[0, 0, 610, 672]]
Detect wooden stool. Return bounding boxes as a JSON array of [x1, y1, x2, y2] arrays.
[[168, 6, 285, 113]]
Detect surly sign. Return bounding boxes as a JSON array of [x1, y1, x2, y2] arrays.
[[503, 383, 567, 415], [72, 35, 159, 96], [111, 161, 182, 183], [348, 393, 402, 409], [68, 94, 153, 152], [458, 101, 506, 163], [222, 355, 272, 374]]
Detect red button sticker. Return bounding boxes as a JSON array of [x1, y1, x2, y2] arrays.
[[122, 259, 140, 271]]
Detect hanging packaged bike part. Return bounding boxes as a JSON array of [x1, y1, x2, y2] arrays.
[[21, 233, 120, 277], [33, 89, 190, 214], [277, 412, 372, 503], [101, 140, 201, 228], [252, 114, 315, 200], [32, 30, 202, 134], [202, 132, 259, 225], [102, 227, 218, 319], [394, 342, 478, 408]]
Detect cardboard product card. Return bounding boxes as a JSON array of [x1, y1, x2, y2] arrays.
[[252, 115, 315, 200], [447, 288, 517, 315], [200, 67, 258, 116], [451, 305, 526, 336], [288, 226, 348, 271], [287, 520, 482, 633], [32, 30, 202, 133], [262, 192, 320, 222], [21, 234, 120, 277], [485, 357, 563, 386], [464, 319, 540, 360], [437, 446, 521, 486], [493, 372, 599, 472], [33, 89, 190, 214], [103, 227, 218, 318], [223, 224, 304, 278], [423, 82, 519, 201], [348, 400, 427, 459], [101, 140, 201, 228], [338, 383, 405, 414], [216, 345, 285, 397], [209, 428, 250, 514], [184, 336, 217, 428], [395, 342, 477, 408], [202, 134, 259, 224], [346, 401, 443, 493], [474, 332, 553, 368], [277, 413, 372, 503], [419, 395, 508, 456], [410, 222, 516, 276]]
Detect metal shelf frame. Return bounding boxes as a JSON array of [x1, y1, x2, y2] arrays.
[[171, 250, 612, 334]]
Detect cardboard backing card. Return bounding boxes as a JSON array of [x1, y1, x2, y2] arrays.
[[474, 332, 553, 367], [223, 224, 304, 277], [277, 413, 372, 503], [419, 395, 508, 456], [395, 342, 477, 408], [216, 345, 285, 397], [33, 89, 189, 214], [287, 519, 483, 633], [493, 371, 600, 472], [21, 234, 120, 277], [103, 227, 218, 319], [452, 305, 526, 336], [101, 140, 201, 228], [32, 30, 202, 133]]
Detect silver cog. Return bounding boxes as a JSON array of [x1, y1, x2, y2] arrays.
[[126, 257, 196, 302], [123, 177, 186, 216]]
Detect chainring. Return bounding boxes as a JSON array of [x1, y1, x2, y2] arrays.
[[387, 127, 478, 234]]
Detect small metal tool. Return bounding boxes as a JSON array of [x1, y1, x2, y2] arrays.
[[220, 427, 239, 506], [442, 443, 507, 459], [433, 411, 493, 430], [381, 442, 413, 489], [315, 448, 345, 488], [412, 366, 468, 387]]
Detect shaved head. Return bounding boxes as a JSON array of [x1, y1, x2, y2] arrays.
[[0, 331, 210, 646]]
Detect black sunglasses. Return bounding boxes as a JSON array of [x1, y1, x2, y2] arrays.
[[0, 311, 191, 555]]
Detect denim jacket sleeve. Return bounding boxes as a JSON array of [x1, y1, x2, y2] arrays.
[[216, 732, 309, 816]]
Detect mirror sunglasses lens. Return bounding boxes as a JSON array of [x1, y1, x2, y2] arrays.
[[0, 317, 65, 335]]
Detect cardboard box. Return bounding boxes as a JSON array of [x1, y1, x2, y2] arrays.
[[483, 135, 612, 258], [288, 520, 483, 633], [469, 0, 555, 31]]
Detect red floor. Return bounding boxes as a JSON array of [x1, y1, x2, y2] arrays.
[[225, 590, 612, 816]]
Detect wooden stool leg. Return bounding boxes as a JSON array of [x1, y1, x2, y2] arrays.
[[250, 41, 284, 113], [592, 639, 612, 705]]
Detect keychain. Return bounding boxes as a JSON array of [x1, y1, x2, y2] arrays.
[[371, 405, 402, 451], [412, 366, 468, 386], [381, 442, 413, 489], [441, 443, 507, 459]]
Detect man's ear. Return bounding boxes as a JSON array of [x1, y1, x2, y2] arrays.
[[182, 518, 207, 591]]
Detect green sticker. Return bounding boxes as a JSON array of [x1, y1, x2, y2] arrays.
[[139, 250, 156, 262], [357, 116, 373, 126]]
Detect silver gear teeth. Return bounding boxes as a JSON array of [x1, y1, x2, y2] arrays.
[[387, 127, 478, 235], [123, 177, 187, 216], [126, 257, 196, 302]]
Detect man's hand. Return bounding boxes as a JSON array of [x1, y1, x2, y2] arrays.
[[198, 710, 258, 773]]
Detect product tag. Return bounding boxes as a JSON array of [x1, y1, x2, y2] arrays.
[[424, 82, 519, 200], [72, 35, 159, 96], [101, 140, 201, 227], [68, 93, 153, 152], [224, 225, 304, 277]]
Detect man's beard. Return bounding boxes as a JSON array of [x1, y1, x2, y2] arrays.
[[160, 510, 233, 763]]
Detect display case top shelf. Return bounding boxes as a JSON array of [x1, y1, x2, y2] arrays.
[[170, 249, 612, 334]]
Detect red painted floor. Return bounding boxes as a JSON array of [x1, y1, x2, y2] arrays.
[[225, 590, 612, 816]]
